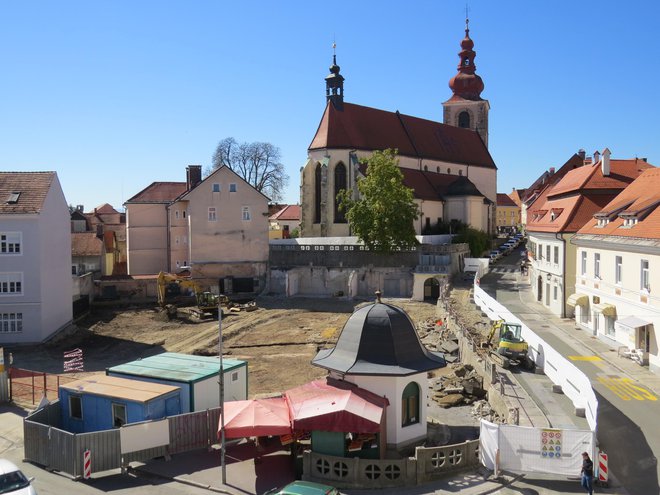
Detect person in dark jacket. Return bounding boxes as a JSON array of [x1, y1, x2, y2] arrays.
[[581, 451, 594, 494]]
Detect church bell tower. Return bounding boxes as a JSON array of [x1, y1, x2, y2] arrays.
[[443, 17, 490, 147], [325, 43, 344, 109]]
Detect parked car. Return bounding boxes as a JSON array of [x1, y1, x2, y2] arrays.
[[0, 460, 37, 495], [263, 481, 340, 495]]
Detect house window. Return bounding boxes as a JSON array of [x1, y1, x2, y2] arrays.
[[447, 168, 452, 175], [208, 208, 217, 221], [553, 246, 559, 264], [72, 265, 77, 275], [401, 381, 420, 427], [229, 183, 237, 193], [175, 210, 179, 219], [112, 403, 127, 428], [231, 371, 239, 382], [175, 236, 180, 245], [242, 207, 251, 221], [537, 244, 542, 260], [546, 245, 550, 263], [334, 162, 347, 223], [581, 252, 587, 276], [183, 210, 186, 218], [459, 169, 463, 176], [0, 273, 23, 295], [641, 259, 650, 291], [615, 256, 622, 284], [553, 283, 558, 301], [605, 316, 615, 337], [212, 183, 220, 192], [69, 395, 83, 420], [0, 313, 22, 333], [594, 253, 601, 279], [183, 235, 187, 245], [580, 305, 589, 325], [0, 232, 21, 254]]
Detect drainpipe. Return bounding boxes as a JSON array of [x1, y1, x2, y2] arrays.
[[556, 232, 566, 318], [166, 204, 171, 273]]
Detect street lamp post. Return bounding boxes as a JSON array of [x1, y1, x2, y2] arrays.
[[218, 304, 226, 484]]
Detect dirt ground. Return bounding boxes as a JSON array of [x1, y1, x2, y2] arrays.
[[9, 294, 450, 399]]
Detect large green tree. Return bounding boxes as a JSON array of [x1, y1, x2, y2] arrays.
[[338, 149, 419, 253]]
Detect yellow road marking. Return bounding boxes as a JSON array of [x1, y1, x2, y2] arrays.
[[568, 355, 602, 361], [597, 376, 657, 401]]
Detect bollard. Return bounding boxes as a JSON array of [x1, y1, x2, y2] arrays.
[[597, 451, 609, 487]]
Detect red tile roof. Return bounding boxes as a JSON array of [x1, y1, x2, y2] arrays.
[[0, 172, 56, 214], [357, 163, 484, 200], [270, 204, 301, 221], [72, 232, 103, 256], [549, 159, 653, 197], [577, 167, 660, 239], [527, 157, 654, 234], [125, 182, 187, 203], [310, 101, 496, 169], [522, 154, 584, 205], [497, 193, 517, 207]]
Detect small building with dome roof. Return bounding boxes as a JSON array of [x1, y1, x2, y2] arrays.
[[312, 293, 446, 450]]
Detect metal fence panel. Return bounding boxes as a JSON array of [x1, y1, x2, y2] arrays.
[[23, 421, 50, 467], [48, 427, 77, 475], [76, 429, 121, 474], [168, 409, 214, 454]]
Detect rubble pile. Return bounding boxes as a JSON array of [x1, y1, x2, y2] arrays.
[[430, 363, 488, 408], [470, 400, 504, 423]]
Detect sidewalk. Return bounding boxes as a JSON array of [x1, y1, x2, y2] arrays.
[[515, 272, 660, 398]]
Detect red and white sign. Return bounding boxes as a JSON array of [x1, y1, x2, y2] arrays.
[[83, 449, 91, 479], [598, 451, 608, 483]]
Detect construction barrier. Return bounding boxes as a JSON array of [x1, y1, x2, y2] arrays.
[[597, 451, 608, 486]]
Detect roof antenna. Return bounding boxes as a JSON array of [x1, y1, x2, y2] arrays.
[[375, 290, 382, 303]]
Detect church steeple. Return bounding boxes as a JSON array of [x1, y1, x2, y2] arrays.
[[325, 43, 344, 108], [443, 15, 490, 147], [448, 16, 484, 101]]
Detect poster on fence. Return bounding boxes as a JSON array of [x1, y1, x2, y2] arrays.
[[540, 428, 562, 459]]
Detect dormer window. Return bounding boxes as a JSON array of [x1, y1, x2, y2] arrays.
[[621, 216, 638, 228], [596, 218, 609, 227]]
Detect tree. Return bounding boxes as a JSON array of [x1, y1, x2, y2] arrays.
[[211, 137, 289, 201], [338, 149, 419, 253]]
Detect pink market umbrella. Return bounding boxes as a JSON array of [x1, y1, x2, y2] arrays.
[[219, 397, 292, 439]]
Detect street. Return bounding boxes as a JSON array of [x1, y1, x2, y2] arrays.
[[483, 247, 660, 495]]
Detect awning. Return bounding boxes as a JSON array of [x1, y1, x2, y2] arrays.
[[592, 303, 617, 317], [566, 293, 588, 307], [219, 397, 292, 439], [616, 316, 652, 329], [285, 378, 389, 434]]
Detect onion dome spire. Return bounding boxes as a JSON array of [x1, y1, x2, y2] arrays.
[[448, 16, 484, 101]]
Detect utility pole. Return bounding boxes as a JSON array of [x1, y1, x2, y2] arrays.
[[218, 305, 226, 484]]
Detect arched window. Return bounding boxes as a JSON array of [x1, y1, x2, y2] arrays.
[[334, 162, 347, 223], [314, 163, 322, 224], [459, 169, 463, 176], [402, 381, 420, 426], [458, 111, 470, 128], [447, 168, 452, 175]]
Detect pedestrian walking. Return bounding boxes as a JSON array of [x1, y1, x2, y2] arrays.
[[580, 451, 594, 494]]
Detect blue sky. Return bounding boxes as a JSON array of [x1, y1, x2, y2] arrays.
[[2, 1, 659, 211]]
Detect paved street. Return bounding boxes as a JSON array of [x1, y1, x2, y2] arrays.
[[483, 247, 660, 495]]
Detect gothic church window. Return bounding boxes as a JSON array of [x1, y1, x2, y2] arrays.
[[334, 162, 347, 223], [314, 162, 322, 224]]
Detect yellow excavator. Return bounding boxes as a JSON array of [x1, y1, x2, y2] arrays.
[[156, 271, 228, 319], [484, 320, 534, 370]]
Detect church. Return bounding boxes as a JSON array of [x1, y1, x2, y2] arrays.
[[300, 19, 497, 237]]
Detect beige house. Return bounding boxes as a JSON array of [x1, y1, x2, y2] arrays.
[[125, 165, 269, 295], [300, 22, 496, 238], [269, 204, 301, 239]]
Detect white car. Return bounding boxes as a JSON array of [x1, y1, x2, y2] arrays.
[[0, 460, 37, 495]]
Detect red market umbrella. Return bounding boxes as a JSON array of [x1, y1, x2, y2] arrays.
[[219, 397, 292, 439]]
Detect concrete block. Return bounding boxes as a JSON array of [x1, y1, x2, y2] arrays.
[[551, 384, 563, 394], [575, 407, 586, 417]]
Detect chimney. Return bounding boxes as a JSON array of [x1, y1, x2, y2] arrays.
[[76, 205, 84, 212], [549, 167, 556, 174], [593, 150, 601, 164], [601, 148, 611, 176], [577, 149, 586, 161], [186, 165, 202, 191]]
